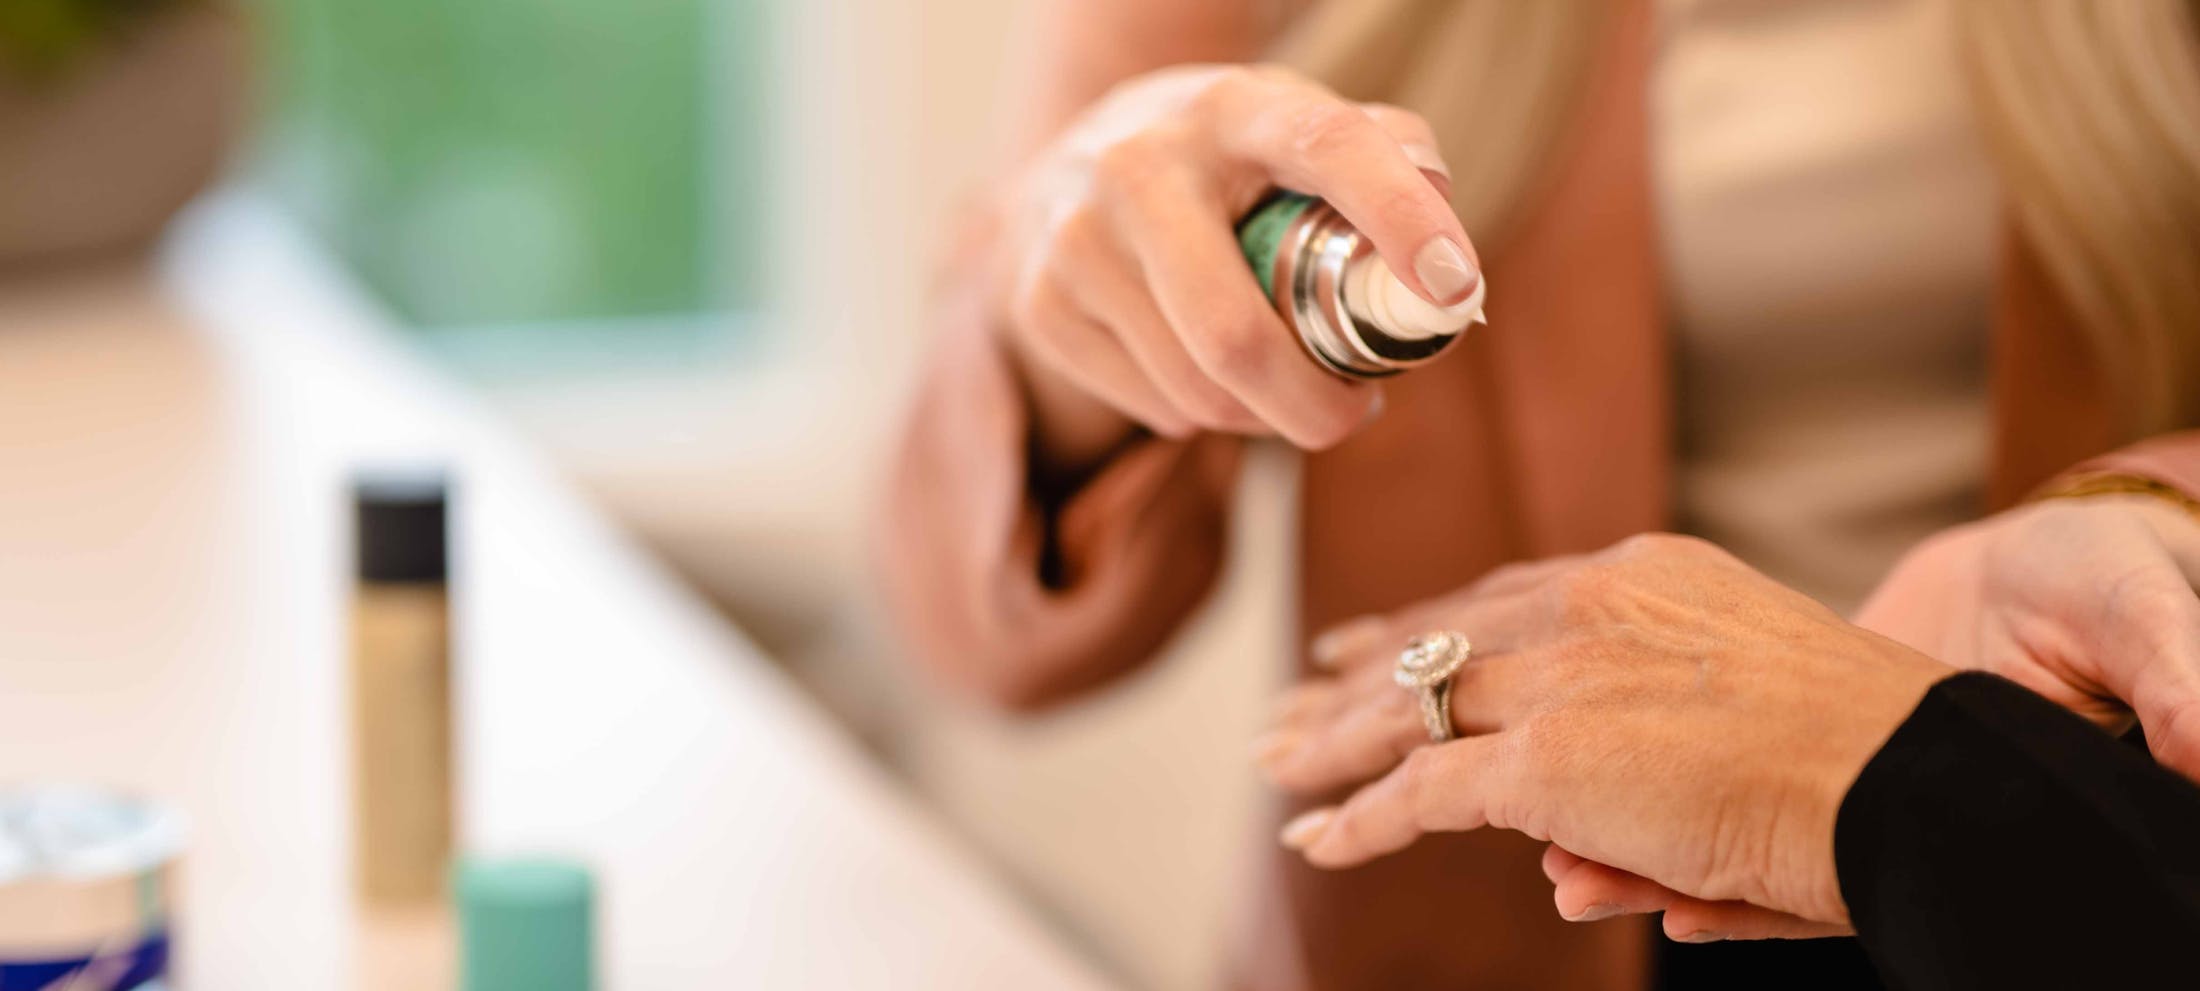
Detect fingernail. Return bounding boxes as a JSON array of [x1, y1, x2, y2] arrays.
[[1413, 237, 1478, 305], [1251, 731, 1297, 768], [1280, 808, 1336, 849], [1310, 616, 1387, 668], [1567, 904, 1625, 923], [1403, 142, 1451, 179], [1678, 930, 1728, 944]]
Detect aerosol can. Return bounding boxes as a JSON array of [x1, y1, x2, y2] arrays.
[[1238, 192, 1487, 378]]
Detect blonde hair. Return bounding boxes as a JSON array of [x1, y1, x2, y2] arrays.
[[1959, 0, 2200, 433], [1279, 0, 2200, 436]]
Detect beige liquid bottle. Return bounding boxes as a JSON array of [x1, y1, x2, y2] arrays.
[[350, 467, 454, 906]]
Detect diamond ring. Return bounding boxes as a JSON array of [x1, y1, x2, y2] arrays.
[[1395, 630, 1473, 742]]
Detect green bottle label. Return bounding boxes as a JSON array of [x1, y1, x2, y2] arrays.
[[1236, 191, 1317, 299]]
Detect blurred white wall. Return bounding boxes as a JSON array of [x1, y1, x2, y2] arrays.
[[477, 3, 1295, 990]]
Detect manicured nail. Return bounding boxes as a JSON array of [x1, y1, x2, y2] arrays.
[[1251, 731, 1297, 768], [1280, 808, 1335, 849], [1567, 904, 1624, 922], [1412, 237, 1478, 305], [1403, 142, 1451, 179], [1310, 616, 1387, 669], [1677, 930, 1728, 944]]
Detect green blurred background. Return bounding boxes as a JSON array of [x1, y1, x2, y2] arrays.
[[256, 0, 767, 346]]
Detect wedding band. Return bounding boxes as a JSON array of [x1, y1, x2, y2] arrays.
[[1395, 630, 1472, 742]]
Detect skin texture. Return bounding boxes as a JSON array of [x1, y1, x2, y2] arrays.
[[1544, 495, 2200, 939], [1260, 533, 1950, 928], [1259, 498, 2200, 941]]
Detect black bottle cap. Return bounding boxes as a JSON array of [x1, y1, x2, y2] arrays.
[[353, 466, 450, 584]]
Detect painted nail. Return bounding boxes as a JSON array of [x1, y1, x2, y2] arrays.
[[1251, 731, 1297, 768], [1280, 808, 1336, 849], [1403, 142, 1451, 179], [1568, 904, 1624, 923], [1310, 616, 1387, 669], [1677, 930, 1729, 944], [1412, 237, 1478, 305]]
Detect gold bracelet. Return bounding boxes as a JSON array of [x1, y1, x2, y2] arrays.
[[2032, 471, 2200, 524]]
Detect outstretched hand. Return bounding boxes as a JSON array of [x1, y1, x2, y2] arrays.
[[1256, 496, 2200, 941], [1532, 495, 2200, 940], [1256, 534, 1950, 934]]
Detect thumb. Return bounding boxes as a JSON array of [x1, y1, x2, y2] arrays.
[[2104, 564, 2200, 782], [2148, 696, 2200, 785]]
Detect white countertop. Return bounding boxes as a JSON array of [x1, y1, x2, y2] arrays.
[[0, 192, 1114, 990]]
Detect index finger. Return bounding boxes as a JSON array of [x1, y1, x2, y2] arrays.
[[1206, 73, 1481, 307], [1114, 168, 1381, 448]]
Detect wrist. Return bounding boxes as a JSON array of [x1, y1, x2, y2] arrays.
[[2033, 471, 2200, 530], [1783, 642, 1951, 925], [2039, 482, 2200, 577]]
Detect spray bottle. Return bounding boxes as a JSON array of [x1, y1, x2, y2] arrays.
[[1238, 192, 1487, 378]]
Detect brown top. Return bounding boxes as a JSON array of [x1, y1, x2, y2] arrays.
[[877, 0, 2200, 987]]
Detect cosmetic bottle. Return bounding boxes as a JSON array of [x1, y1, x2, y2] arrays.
[[1238, 192, 1487, 378], [350, 467, 454, 905]]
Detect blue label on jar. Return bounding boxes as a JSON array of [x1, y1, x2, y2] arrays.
[[0, 930, 167, 991]]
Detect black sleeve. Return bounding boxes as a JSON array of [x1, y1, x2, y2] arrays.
[[1834, 671, 2200, 991]]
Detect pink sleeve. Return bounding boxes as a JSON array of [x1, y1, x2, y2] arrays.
[[874, 290, 1243, 710], [2057, 430, 2200, 498]]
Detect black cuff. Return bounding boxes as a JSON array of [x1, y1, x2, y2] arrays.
[[1834, 671, 2200, 991]]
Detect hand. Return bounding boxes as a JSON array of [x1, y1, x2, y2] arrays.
[[990, 63, 1476, 452], [1855, 494, 2200, 778], [1254, 534, 1950, 933], [1530, 495, 2200, 939]]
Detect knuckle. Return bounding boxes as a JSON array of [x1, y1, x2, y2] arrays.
[[1551, 565, 1620, 622], [1201, 64, 1266, 104], [1005, 278, 1056, 338], [1244, 62, 1308, 86], [1034, 216, 1115, 290], [1615, 531, 1685, 558], [1370, 103, 1435, 137], [1204, 63, 1295, 105], [1471, 561, 1537, 595], [1188, 307, 1272, 380], [1365, 180, 1429, 222], [1093, 135, 1180, 201], [1289, 102, 1379, 162], [1042, 207, 1108, 263]]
